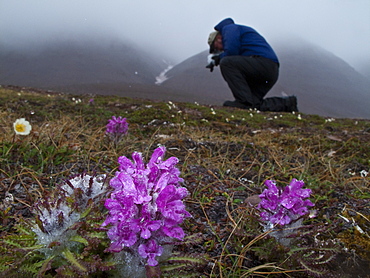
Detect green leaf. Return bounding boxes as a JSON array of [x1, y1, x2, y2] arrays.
[[161, 263, 188, 272], [62, 248, 87, 272], [167, 256, 206, 264], [80, 205, 93, 218], [70, 235, 89, 246]]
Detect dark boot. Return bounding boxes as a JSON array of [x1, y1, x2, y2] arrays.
[[223, 100, 250, 109], [284, 96, 298, 112], [259, 97, 286, 112], [260, 96, 298, 112]]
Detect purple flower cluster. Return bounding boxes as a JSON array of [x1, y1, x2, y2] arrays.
[[102, 146, 191, 266], [106, 116, 128, 142], [258, 179, 314, 226]]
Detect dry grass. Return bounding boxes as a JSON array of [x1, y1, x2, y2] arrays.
[[1, 86, 369, 277]]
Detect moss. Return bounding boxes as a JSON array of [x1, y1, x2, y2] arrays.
[[337, 212, 370, 261]]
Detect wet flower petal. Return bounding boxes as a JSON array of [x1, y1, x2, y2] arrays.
[[138, 239, 163, 266], [103, 146, 191, 265], [258, 179, 314, 226], [106, 116, 128, 143]]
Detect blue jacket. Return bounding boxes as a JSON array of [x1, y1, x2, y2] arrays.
[[214, 18, 279, 64]]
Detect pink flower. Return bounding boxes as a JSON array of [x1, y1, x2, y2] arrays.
[[103, 146, 191, 266], [138, 239, 163, 266], [156, 184, 191, 225], [105, 116, 128, 143], [130, 209, 161, 239], [258, 179, 314, 226]]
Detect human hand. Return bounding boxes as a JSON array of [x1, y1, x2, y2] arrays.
[[212, 54, 220, 66], [206, 54, 220, 72]]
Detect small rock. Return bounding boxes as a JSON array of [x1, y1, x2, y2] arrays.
[[244, 195, 261, 206]]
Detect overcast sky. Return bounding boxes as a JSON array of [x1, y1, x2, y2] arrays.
[[1, 0, 369, 71]]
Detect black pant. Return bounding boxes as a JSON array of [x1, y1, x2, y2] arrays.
[[220, 55, 279, 108]]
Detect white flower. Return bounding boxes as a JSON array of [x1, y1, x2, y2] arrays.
[[13, 118, 32, 135], [360, 170, 368, 177]]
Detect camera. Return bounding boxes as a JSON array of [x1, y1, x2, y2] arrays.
[[206, 54, 220, 72]]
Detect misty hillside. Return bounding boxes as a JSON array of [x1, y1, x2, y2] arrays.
[[160, 39, 370, 119], [270, 39, 370, 118], [0, 39, 166, 92], [1, 38, 370, 119], [357, 61, 370, 80]]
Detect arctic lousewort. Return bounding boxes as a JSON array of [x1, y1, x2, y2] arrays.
[[102, 146, 191, 266], [138, 239, 164, 267], [258, 179, 314, 226], [105, 116, 128, 143]]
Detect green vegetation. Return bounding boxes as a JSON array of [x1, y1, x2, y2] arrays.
[[0, 85, 369, 277]]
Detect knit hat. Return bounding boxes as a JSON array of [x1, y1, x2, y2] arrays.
[[208, 31, 219, 53]]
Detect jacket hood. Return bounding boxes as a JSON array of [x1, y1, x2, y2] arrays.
[[214, 18, 235, 32]]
